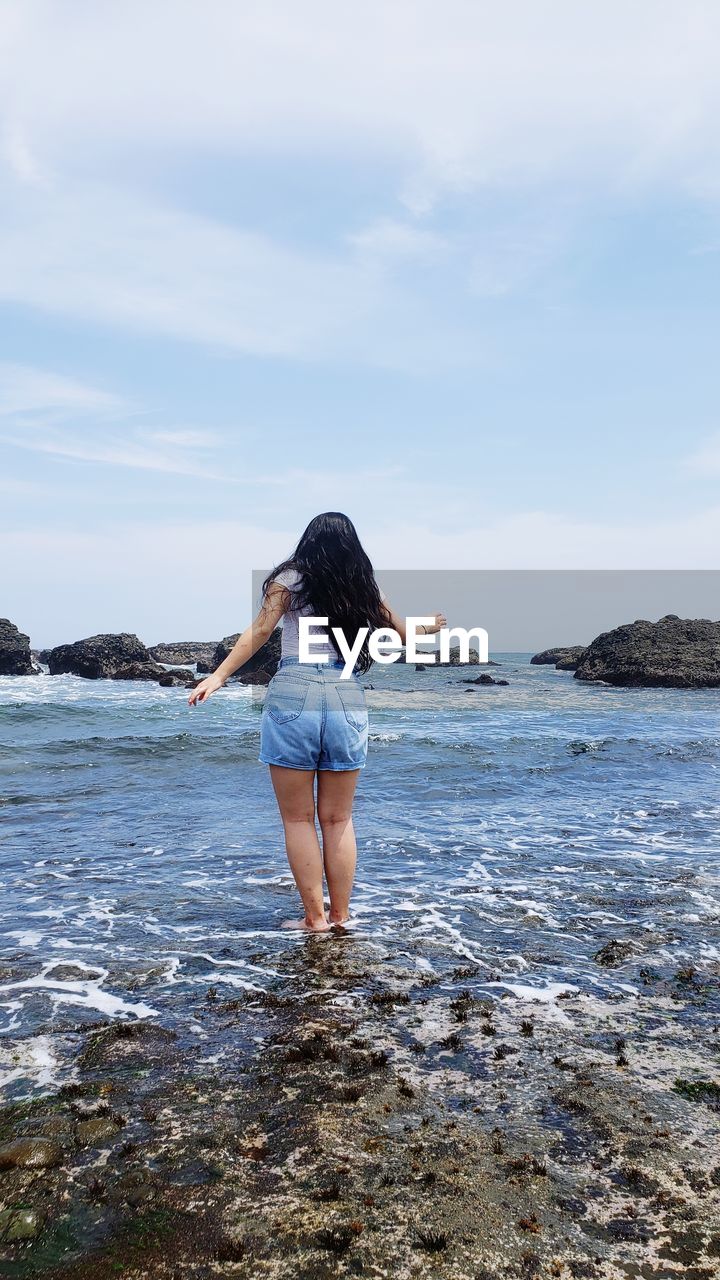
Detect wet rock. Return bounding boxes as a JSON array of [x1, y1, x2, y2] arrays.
[[0, 1137, 63, 1168], [0, 618, 36, 676], [41, 1116, 77, 1141], [76, 1116, 122, 1146], [594, 938, 639, 967], [0, 1207, 42, 1241], [48, 632, 151, 679], [439, 645, 481, 665], [212, 628, 281, 684], [111, 661, 167, 681], [157, 668, 196, 687], [79, 1020, 177, 1071], [531, 646, 586, 670], [45, 963, 101, 982], [148, 641, 217, 666], [574, 615, 720, 688], [460, 674, 509, 686]]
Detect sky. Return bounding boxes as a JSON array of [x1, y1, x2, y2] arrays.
[[1, 0, 720, 647]]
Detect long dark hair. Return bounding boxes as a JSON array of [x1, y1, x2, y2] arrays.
[[262, 512, 388, 673]]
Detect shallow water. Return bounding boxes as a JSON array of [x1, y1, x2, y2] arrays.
[[2, 656, 719, 1095]]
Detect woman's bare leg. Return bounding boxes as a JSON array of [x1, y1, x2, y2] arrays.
[[317, 769, 360, 924], [269, 765, 329, 932]]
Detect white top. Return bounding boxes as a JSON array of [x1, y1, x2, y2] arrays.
[[272, 567, 386, 661]]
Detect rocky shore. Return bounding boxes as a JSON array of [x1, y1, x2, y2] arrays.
[[3, 624, 484, 687], [532, 615, 720, 688], [1, 938, 719, 1278]]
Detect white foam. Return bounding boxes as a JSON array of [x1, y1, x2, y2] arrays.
[[487, 981, 578, 1003], [0, 1034, 60, 1092], [5, 930, 44, 947], [0, 963, 159, 1020]]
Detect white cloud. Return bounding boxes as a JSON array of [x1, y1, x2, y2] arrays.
[[146, 430, 223, 449], [0, 362, 121, 416], [0, 180, 480, 367], [348, 219, 448, 258], [684, 433, 720, 476], [2, 2, 720, 203], [2, 6, 719, 365], [0, 430, 235, 481], [4, 503, 718, 646], [0, 363, 239, 479]]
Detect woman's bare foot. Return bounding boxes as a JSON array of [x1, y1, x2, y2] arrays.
[[329, 912, 353, 927], [281, 916, 331, 933]]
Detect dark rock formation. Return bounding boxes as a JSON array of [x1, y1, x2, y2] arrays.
[[460, 675, 509, 686], [531, 646, 586, 670], [31, 648, 51, 665], [212, 628, 281, 685], [111, 661, 166, 681], [398, 646, 493, 666], [0, 619, 35, 675], [574, 616, 720, 688], [109, 662, 196, 687], [48, 633, 151, 679], [555, 648, 586, 671], [147, 642, 217, 667], [438, 646, 482, 666], [157, 669, 196, 688]]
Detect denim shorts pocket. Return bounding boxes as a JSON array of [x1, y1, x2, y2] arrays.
[[336, 682, 367, 731], [266, 680, 309, 724]]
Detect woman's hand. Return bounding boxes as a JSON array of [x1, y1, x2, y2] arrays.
[[423, 612, 447, 635], [187, 673, 225, 707]]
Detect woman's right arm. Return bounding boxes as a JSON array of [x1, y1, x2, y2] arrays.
[[188, 583, 289, 706], [379, 601, 446, 645]]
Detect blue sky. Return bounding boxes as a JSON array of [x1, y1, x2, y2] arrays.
[[1, 1, 720, 646]]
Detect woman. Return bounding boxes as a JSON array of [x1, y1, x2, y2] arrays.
[[188, 512, 445, 932]]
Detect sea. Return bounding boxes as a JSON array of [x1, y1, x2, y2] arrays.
[[2, 655, 719, 1099]]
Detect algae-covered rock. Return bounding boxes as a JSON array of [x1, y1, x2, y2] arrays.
[[0, 1207, 42, 1241], [0, 1137, 63, 1168], [76, 1116, 122, 1146]]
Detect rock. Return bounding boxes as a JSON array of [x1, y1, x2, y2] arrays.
[[594, 939, 638, 968], [76, 1117, 121, 1146], [212, 629, 281, 684], [45, 963, 101, 982], [555, 648, 587, 671], [574, 616, 720, 688], [147, 642, 217, 666], [48, 633, 151, 679], [438, 646, 482, 666], [0, 619, 35, 675], [0, 1137, 63, 1168], [415, 663, 426, 671], [460, 675, 509, 686], [240, 666, 273, 686], [31, 648, 51, 664], [0, 1207, 42, 1241], [531, 646, 586, 670], [111, 661, 166, 681], [80, 1021, 177, 1071], [157, 668, 196, 687]]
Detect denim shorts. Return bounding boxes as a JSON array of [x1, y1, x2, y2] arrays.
[[258, 657, 368, 771]]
